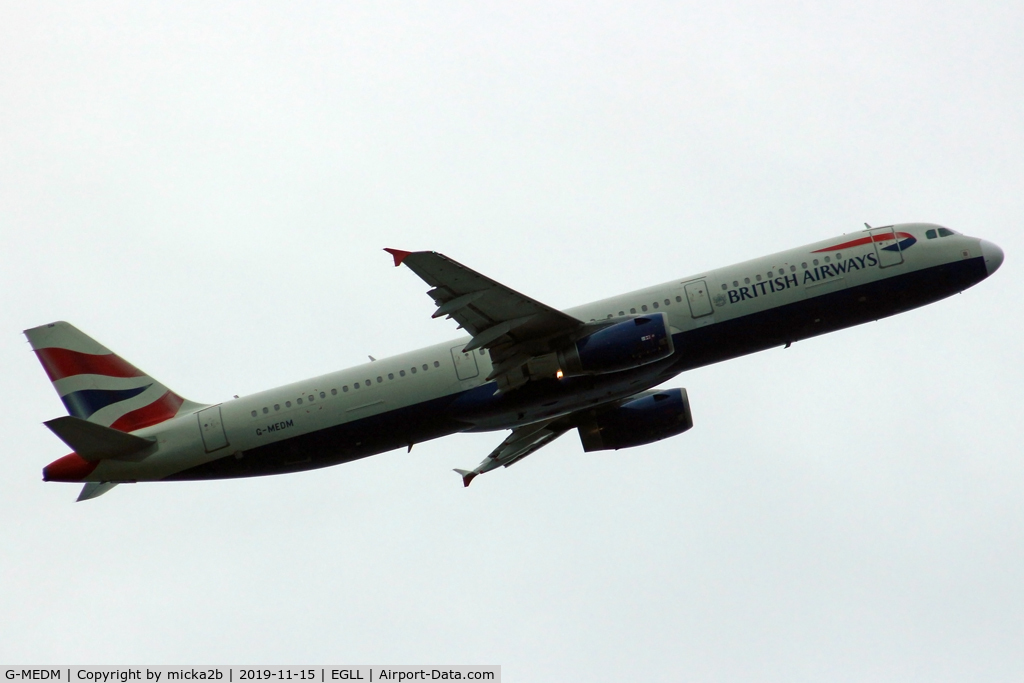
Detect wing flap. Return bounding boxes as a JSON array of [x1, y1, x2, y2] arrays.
[[432, 290, 488, 319]]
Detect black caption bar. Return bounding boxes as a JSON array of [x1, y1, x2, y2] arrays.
[[2, 667, 500, 683]]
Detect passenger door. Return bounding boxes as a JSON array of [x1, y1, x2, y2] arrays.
[[870, 226, 905, 268], [197, 405, 229, 452]]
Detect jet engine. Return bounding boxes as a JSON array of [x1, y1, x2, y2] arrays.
[[577, 387, 693, 451], [556, 313, 674, 377]]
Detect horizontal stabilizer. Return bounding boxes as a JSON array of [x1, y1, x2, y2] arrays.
[[44, 416, 156, 462], [77, 482, 118, 502]]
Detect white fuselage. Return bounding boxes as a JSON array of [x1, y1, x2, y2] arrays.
[[48, 223, 1002, 484]]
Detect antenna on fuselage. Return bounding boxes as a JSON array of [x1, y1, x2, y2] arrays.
[[864, 222, 872, 229]]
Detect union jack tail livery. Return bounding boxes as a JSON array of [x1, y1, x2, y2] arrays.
[[25, 321, 202, 432]]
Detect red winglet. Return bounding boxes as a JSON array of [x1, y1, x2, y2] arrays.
[[454, 469, 478, 487], [384, 248, 413, 267]]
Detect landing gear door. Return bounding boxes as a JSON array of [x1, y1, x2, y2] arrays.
[[451, 344, 480, 381], [870, 226, 905, 268], [197, 405, 229, 452]]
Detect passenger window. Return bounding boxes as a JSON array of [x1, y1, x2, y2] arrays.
[[434, 361, 440, 367], [824, 256, 830, 263], [400, 370, 406, 377], [251, 410, 257, 417], [320, 391, 326, 399], [664, 299, 670, 305], [641, 305, 648, 312], [653, 302, 659, 309], [939, 228, 954, 237], [630, 308, 636, 314], [286, 401, 292, 407], [801, 262, 807, 269], [274, 404, 280, 411], [263, 407, 269, 414], [756, 274, 762, 281], [744, 277, 750, 284], [342, 387, 348, 393], [619, 310, 625, 316], [388, 373, 395, 380], [721, 284, 727, 291], [790, 265, 796, 272], [676, 296, 682, 302], [479, 349, 486, 355], [732, 281, 738, 287], [354, 383, 360, 389], [297, 398, 303, 404], [365, 379, 371, 385], [330, 389, 336, 396], [835, 253, 841, 260], [422, 364, 428, 371], [813, 259, 819, 266], [411, 367, 417, 374], [308, 395, 314, 402], [377, 376, 383, 383]]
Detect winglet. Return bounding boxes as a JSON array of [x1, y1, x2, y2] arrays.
[[453, 468, 478, 488], [384, 248, 413, 267]]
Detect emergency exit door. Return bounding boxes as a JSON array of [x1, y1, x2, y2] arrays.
[[451, 344, 480, 381], [684, 280, 714, 318]]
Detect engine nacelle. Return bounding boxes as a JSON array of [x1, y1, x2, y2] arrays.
[[558, 313, 674, 376], [577, 387, 693, 452]]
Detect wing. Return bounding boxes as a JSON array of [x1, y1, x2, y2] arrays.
[[453, 418, 570, 487], [450, 387, 688, 487], [385, 248, 586, 391]]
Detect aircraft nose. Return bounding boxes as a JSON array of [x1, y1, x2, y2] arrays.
[[980, 240, 1004, 275]]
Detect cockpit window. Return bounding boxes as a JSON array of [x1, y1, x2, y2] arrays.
[[938, 228, 955, 237], [925, 229, 937, 239]]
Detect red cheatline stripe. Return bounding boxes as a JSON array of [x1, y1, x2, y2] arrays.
[[813, 232, 913, 252], [109, 391, 185, 432], [34, 347, 143, 382]]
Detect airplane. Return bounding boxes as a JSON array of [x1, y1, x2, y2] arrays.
[[27, 223, 1003, 501]]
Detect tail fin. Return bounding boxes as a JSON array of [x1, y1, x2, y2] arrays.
[[24, 321, 203, 432]]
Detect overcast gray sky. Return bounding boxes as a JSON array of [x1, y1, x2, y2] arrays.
[[2, 1, 1022, 680]]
